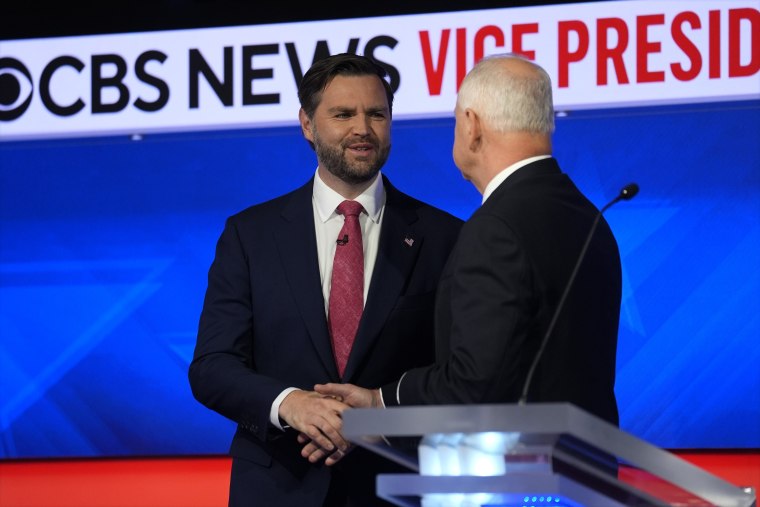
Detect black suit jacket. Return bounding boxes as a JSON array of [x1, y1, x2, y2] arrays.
[[381, 158, 622, 426], [189, 174, 463, 506]]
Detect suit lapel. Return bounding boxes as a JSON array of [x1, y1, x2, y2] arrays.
[[273, 179, 339, 378], [342, 178, 422, 380]]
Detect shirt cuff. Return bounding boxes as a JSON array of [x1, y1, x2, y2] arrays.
[[395, 371, 407, 405], [270, 387, 300, 430], [380, 371, 407, 407]]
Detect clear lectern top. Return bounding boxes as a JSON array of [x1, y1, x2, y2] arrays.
[[342, 403, 756, 507]]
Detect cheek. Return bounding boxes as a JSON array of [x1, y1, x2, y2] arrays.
[[311, 119, 343, 145], [452, 133, 463, 165], [373, 123, 392, 143]]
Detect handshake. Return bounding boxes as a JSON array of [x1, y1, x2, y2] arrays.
[[278, 382, 383, 466]]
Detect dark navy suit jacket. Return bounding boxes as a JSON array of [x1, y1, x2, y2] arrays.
[[189, 174, 463, 506]]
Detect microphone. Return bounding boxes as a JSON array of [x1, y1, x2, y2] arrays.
[[336, 234, 349, 246], [518, 183, 639, 405], [601, 182, 639, 212]]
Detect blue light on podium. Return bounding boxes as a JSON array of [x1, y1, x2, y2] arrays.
[[420, 492, 574, 507], [417, 431, 577, 507]]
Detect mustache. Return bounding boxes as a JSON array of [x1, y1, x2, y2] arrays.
[[342, 135, 378, 149]]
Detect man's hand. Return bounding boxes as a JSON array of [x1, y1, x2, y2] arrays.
[[297, 431, 352, 466], [314, 383, 382, 409], [279, 390, 351, 460], [295, 384, 383, 465]]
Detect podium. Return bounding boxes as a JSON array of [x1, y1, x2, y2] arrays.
[[342, 403, 756, 507]]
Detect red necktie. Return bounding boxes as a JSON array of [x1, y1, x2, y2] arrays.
[[328, 200, 365, 377]]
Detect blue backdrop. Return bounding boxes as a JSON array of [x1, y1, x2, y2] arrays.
[[1, 100, 758, 458]]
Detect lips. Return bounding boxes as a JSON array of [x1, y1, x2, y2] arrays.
[[347, 142, 374, 152], [345, 142, 377, 160]]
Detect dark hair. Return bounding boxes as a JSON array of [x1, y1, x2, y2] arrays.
[[297, 53, 394, 119]]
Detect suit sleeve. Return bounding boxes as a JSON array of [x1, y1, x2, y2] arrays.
[[383, 213, 533, 405], [188, 216, 288, 441]]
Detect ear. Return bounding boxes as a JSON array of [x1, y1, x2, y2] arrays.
[[299, 108, 314, 142], [465, 108, 482, 152]]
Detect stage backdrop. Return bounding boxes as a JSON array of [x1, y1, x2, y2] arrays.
[[1, 1, 759, 458]]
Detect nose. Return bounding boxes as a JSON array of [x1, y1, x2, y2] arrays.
[[350, 114, 372, 136]]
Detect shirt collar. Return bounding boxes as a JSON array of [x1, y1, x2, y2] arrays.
[[313, 169, 385, 223], [482, 155, 552, 204]]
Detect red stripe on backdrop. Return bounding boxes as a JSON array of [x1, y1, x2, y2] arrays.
[[673, 450, 760, 493], [0, 451, 757, 507], [0, 456, 230, 507]]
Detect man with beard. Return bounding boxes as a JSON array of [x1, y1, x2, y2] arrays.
[[188, 53, 463, 507]]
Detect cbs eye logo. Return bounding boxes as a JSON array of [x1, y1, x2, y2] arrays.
[[0, 58, 33, 121]]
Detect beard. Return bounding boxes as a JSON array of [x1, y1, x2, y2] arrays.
[[314, 132, 391, 185]]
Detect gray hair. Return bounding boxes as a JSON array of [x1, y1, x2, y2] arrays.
[[456, 53, 555, 134]]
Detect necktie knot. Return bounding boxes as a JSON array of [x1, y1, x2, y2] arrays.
[[337, 200, 364, 218]]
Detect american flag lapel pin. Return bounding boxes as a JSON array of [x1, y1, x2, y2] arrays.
[[404, 237, 414, 247]]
